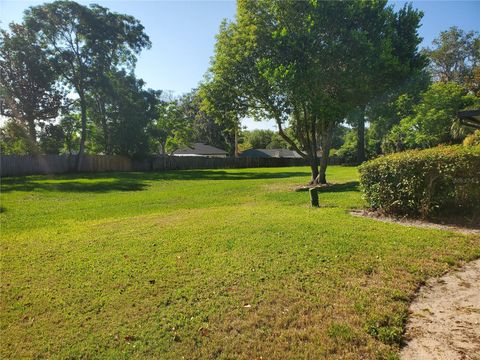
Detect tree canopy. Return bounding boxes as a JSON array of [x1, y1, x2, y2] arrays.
[[383, 82, 479, 152], [1, 1, 477, 172], [207, 0, 425, 183], [23, 0, 151, 167], [424, 26, 479, 89], [0, 23, 63, 152]]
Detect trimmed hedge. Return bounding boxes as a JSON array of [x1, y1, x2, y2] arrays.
[[359, 145, 480, 218]]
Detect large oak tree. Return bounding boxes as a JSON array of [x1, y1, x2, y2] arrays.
[[208, 0, 425, 184], [24, 0, 150, 168], [0, 23, 63, 152]]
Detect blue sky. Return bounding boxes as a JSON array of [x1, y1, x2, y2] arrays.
[[1, 0, 479, 130]]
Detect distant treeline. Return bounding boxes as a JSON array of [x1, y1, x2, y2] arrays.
[[1, 1, 479, 183]]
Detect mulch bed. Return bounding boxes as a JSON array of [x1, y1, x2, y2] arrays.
[[350, 210, 480, 235]]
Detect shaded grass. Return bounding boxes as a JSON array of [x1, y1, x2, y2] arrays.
[[1, 166, 479, 359]]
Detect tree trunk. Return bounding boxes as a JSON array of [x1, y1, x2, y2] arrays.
[[161, 142, 167, 170], [27, 120, 37, 144], [318, 124, 334, 185], [25, 118, 39, 154], [234, 126, 239, 158], [98, 99, 109, 154], [319, 153, 329, 184], [309, 159, 319, 184], [76, 93, 87, 171], [356, 107, 366, 164]]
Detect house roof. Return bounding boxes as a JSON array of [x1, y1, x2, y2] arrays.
[[172, 143, 228, 155], [239, 148, 302, 158]]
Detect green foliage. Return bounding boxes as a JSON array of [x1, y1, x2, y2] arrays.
[[337, 127, 378, 164], [265, 133, 289, 149], [39, 123, 65, 154], [463, 130, 480, 146], [382, 82, 478, 152], [106, 72, 159, 157], [23, 0, 151, 162], [60, 115, 80, 155], [424, 26, 479, 91], [359, 145, 480, 218], [365, 314, 405, 345], [366, 70, 431, 157], [245, 129, 274, 149], [240, 129, 276, 150], [150, 89, 234, 156], [181, 90, 234, 154], [151, 97, 191, 155], [0, 119, 32, 155], [337, 130, 358, 164], [208, 0, 425, 182], [0, 23, 63, 148]]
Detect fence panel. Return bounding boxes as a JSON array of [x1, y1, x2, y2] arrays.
[[1, 154, 343, 177]]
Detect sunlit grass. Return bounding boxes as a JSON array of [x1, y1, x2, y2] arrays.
[[1, 166, 479, 359]]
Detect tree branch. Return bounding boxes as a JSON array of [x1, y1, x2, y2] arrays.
[[275, 117, 307, 159]]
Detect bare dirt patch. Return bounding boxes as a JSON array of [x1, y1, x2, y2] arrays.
[[400, 259, 480, 360], [350, 210, 480, 235]]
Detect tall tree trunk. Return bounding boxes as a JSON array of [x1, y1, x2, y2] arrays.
[[26, 118, 39, 154], [161, 142, 167, 169], [27, 120, 37, 144], [234, 125, 239, 158], [76, 93, 87, 171], [319, 152, 329, 184], [309, 158, 319, 184], [98, 98, 109, 154], [319, 123, 334, 185], [356, 107, 366, 164]]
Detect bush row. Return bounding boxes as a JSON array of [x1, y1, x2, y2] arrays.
[[359, 145, 480, 218]]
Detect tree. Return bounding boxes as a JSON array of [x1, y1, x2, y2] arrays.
[[60, 115, 80, 155], [39, 123, 65, 154], [424, 26, 479, 87], [104, 72, 160, 157], [208, 0, 425, 184], [198, 81, 243, 156], [24, 0, 150, 168], [150, 95, 191, 158], [0, 119, 31, 155], [243, 129, 275, 149], [347, 4, 428, 163], [383, 82, 479, 151], [0, 23, 63, 152], [366, 69, 431, 156], [179, 90, 235, 154], [266, 132, 290, 149]]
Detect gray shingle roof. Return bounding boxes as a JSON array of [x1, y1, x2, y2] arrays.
[[172, 143, 227, 155], [239, 148, 302, 158]]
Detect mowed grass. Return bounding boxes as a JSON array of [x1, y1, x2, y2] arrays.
[[1, 166, 479, 359]]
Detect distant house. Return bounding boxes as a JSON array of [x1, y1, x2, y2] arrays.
[[172, 143, 228, 158], [239, 148, 302, 158]]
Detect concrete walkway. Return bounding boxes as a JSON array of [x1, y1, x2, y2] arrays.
[[400, 259, 480, 360]]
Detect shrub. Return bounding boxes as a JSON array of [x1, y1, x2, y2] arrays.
[[463, 130, 480, 146], [359, 145, 480, 218]]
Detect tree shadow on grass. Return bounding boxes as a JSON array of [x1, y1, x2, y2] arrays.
[[0, 169, 312, 193], [0, 178, 149, 193], [318, 181, 360, 193]]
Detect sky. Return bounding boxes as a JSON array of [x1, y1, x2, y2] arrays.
[[1, 0, 479, 130]]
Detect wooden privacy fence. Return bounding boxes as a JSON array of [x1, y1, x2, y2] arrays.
[[0, 154, 342, 177]]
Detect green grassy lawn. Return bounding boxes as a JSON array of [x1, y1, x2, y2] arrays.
[[1, 166, 479, 359]]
